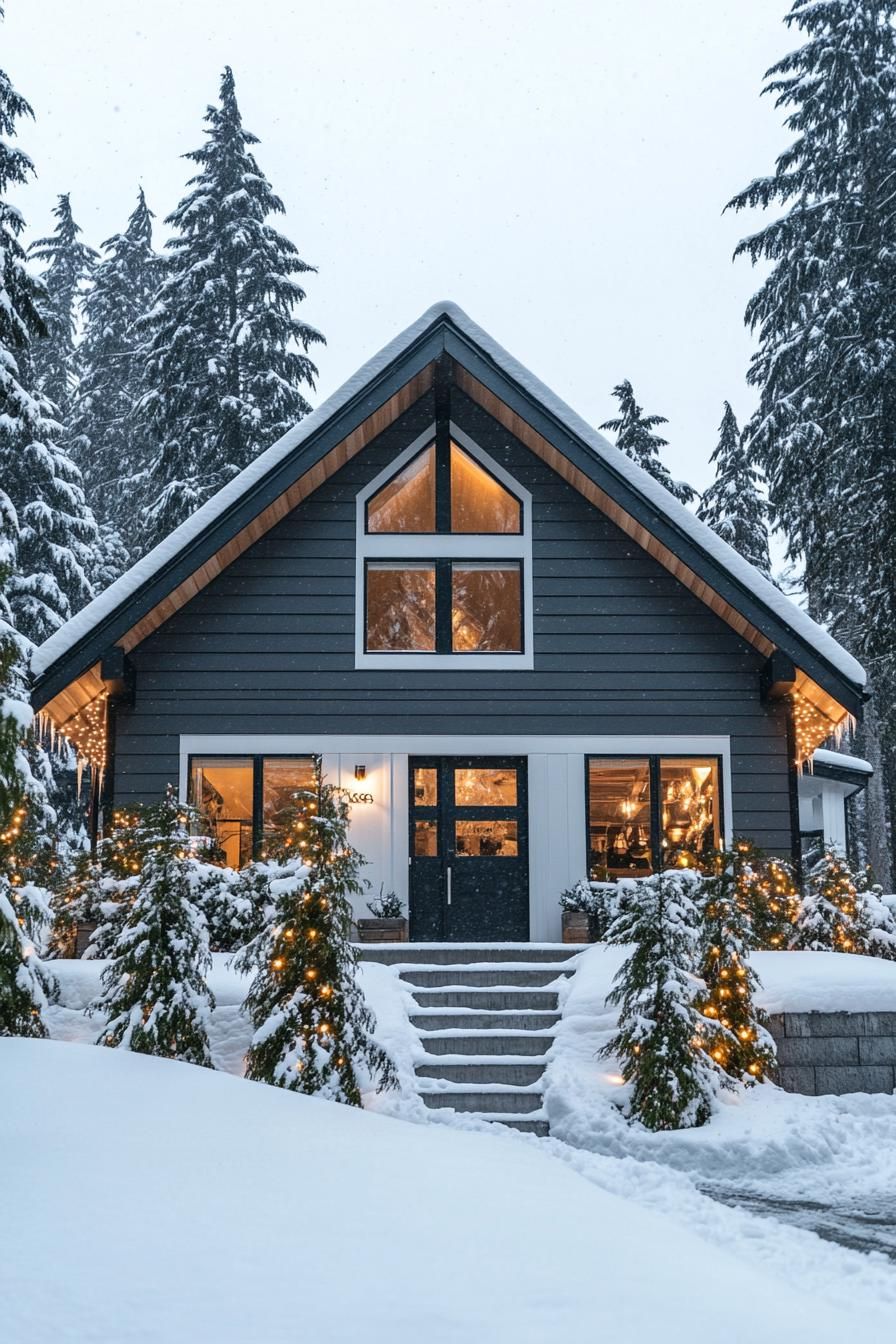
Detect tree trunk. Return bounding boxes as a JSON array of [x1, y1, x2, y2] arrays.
[[858, 691, 892, 891]]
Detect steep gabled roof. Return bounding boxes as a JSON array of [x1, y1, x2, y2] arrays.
[[32, 302, 866, 732]]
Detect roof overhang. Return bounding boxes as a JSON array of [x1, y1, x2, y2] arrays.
[[32, 303, 866, 764]]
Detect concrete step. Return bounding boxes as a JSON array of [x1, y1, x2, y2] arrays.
[[416, 1061, 545, 1086], [410, 988, 561, 1011], [493, 1117, 550, 1136], [418, 1032, 553, 1056], [410, 1011, 560, 1032], [422, 1090, 543, 1114], [401, 966, 572, 989], [356, 944, 575, 966]]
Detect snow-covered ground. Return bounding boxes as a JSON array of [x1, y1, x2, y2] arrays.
[[32, 946, 896, 1322], [539, 946, 896, 1259], [4, 1035, 894, 1343]]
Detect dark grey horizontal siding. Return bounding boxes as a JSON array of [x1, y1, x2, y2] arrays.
[[114, 389, 793, 852]]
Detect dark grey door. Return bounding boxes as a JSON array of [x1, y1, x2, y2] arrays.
[[408, 757, 529, 941]]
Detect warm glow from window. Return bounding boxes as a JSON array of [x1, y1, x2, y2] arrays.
[[365, 563, 436, 651], [451, 563, 522, 652], [450, 444, 521, 533], [659, 759, 720, 865], [588, 758, 652, 880], [366, 446, 435, 533], [586, 756, 720, 880]]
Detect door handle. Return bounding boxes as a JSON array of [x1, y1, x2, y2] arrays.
[[446, 865, 452, 906]]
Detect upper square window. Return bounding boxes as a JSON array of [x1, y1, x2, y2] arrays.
[[366, 441, 522, 535]]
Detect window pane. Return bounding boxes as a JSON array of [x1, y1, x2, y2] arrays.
[[414, 820, 438, 857], [455, 819, 518, 857], [588, 758, 652, 880], [450, 444, 521, 533], [190, 757, 254, 869], [454, 766, 518, 806], [413, 768, 438, 807], [660, 759, 719, 866], [366, 563, 436, 651], [367, 446, 436, 533], [451, 563, 521, 652], [263, 757, 317, 848]]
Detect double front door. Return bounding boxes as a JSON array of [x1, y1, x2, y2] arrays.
[[408, 757, 529, 941]]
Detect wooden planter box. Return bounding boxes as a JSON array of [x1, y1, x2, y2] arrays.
[[357, 917, 408, 943], [561, 910, 592, 944]]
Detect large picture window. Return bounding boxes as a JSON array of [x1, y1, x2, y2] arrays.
[[587, 755, 721, 880], [189, 755, 317, 867], [357, 425, 532, 666]]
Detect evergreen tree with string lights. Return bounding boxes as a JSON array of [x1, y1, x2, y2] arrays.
[[794, 849, 872, 953], [29, 193, 96, 416], [716, 838, 800, 951], [136, 66, 324, 549], [600, 380, 695, 504], [0, 488, 53, 1034], [697, 850, 776, 1082], [697, 403, 772, 577], [600, 868, 723, 1130], [93, 791, 215, 1064], [239, 776, 395, 1103]]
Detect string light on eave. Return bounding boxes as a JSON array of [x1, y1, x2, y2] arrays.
[[38, 694, 110, 793], [789, 689, 842, 765]]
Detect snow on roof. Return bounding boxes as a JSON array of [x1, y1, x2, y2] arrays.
[[811, 748, 874, 776], [32, 301, 866, 689]]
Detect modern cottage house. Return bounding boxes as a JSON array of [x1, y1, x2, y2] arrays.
[[31, 304, 869, 943]]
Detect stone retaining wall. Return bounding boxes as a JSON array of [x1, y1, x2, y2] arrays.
[[768, 1012, 896, 1095]]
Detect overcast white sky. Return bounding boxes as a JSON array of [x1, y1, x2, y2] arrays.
[[7, 0, 789, 491]]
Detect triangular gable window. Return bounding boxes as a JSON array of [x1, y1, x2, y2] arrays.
[[366, 441, 521, 535]]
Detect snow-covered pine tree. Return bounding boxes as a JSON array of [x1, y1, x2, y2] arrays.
[[600, 380, 695, 504], [0, 52, 97, 642], [63, 804, 145, 959], [136, 66, 324, 548], [728, 1, 896, 886], [239, 779, 394, 1103], [856, 870, 896, 960], [0, 490, 52, 1034], [191, 861, 258, 952], [698, 850, 776, 1081], [71, 188, 159, 564], [600, 868, 723, 1129], [93, 791, 215, 1063], [697, 403, 772, 577], [794, 849, 872, 953], [0, 24, 75, 891], [28, 193, 96, 416]]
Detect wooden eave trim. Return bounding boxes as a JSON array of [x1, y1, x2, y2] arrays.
[[454, 363, 775, 658], [32, 360, 436, 706], [37, 663, 106, 733], [120, 366, 434, 654], [451, 356, 862, 718]]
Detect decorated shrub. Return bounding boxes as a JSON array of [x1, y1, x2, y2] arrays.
[[601, 868, 725, 1130], [238, 777, 395, 1104], [92, 790, 215, 1065]]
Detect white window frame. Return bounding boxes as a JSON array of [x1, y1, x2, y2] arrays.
[[354, 422, 534, 669]]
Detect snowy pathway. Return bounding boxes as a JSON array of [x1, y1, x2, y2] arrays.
[[707, 1187, 896, 1261]]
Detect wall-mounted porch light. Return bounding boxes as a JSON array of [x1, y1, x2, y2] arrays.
[[354, 764, 367, 781]]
